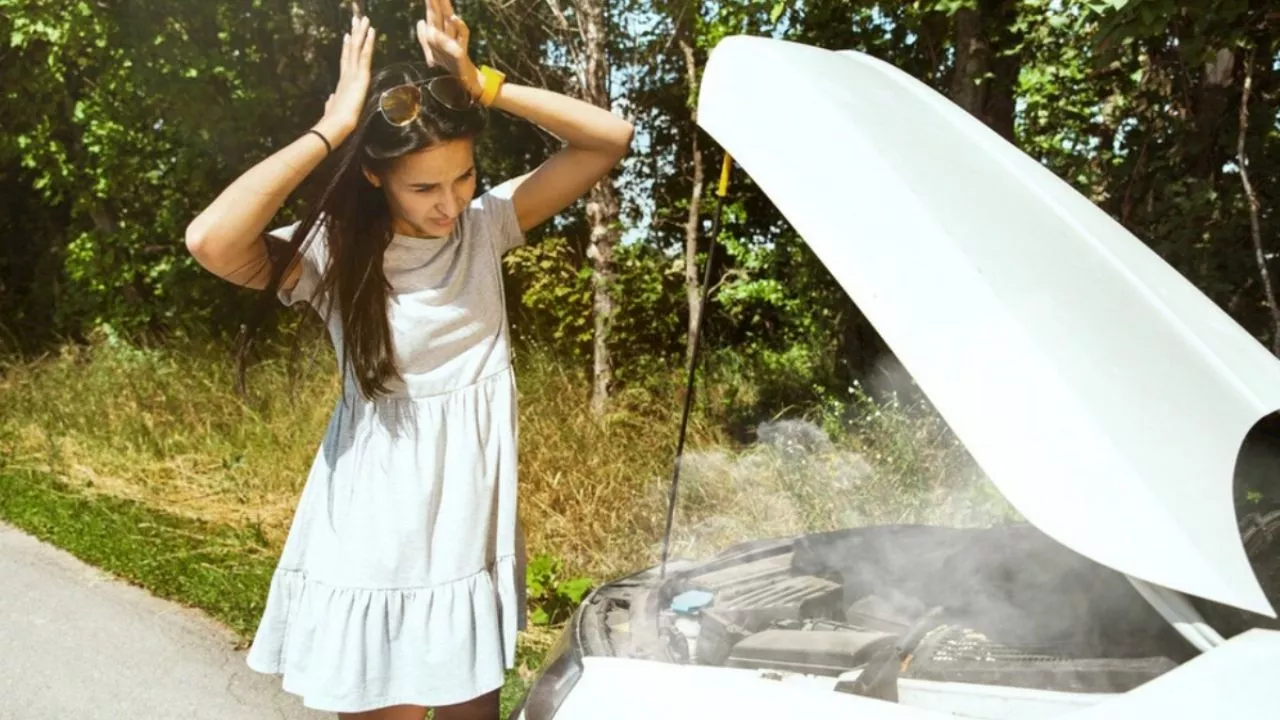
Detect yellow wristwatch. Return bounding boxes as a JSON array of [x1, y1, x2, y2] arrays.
[[477, 65, 506, 107]]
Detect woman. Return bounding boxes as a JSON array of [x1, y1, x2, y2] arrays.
[[184, 2, 632, 718]]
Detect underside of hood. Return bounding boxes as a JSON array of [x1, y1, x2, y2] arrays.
[[695, 35, 1278, 617]]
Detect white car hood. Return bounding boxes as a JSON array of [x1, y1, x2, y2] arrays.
[[695, 35, 1278, 616], [551, 630, 1280, 718]]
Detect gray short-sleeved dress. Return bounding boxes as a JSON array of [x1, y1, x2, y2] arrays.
[[245, 182, 527, 713]]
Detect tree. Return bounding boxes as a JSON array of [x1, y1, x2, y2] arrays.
[[575, 0, 623, 415], [949, 0, 1022, 141], [0, 0, 337, 343], [4, 0, 1276, 425], [477, 0, 630, 415], [1082, 0, 1279, 346], [677, 3, 706, 366]]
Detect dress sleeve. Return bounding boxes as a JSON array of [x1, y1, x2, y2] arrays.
[[476, 179, 527, 257], [267, 219, 329, 309]]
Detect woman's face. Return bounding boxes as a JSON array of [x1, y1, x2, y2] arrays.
[[364, 137, 478, 239]]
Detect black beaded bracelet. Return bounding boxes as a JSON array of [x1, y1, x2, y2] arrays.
[[307, 128, 333, 155]]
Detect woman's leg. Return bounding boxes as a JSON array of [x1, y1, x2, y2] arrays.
[[338, 704, 428, 720], [433, 688, 501, 720]]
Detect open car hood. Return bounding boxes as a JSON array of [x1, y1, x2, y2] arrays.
[[695, 35, 1278, 616]]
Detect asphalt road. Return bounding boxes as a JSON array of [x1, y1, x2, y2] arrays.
[[0, 521, 328, 719]]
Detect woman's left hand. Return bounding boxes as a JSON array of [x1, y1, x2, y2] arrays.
[[417, 0, 483, 100]]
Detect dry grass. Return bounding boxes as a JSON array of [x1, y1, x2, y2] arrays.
[[0, 331, 1013, 585], [0, 330, 336, 547], [510, 348, 732, 578]]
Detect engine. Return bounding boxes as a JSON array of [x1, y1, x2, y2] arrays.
[[642, 524, 1191, 697]]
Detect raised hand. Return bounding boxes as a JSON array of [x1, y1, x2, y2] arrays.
[[318, 11, 376, 140], [416, 0, 482, 100]]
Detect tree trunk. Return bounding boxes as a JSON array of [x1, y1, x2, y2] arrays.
[[982, 3, 1020, 143], [1236, 50, 1280, 355], [679, 33, 705, 366], [950, 6, 988, 115], [577, 0, 618, 416], [949, 0, 1020, 142], [586, 182, 618, 416], [1188, 46, 1235, 182]]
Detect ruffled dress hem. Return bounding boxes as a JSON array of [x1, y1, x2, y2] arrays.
[[245, 556, 523, 713]]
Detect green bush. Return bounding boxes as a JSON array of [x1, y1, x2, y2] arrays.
[[525, 553, 594, 627]]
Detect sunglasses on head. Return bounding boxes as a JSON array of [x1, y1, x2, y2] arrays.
[[377, 76, 475, 126]]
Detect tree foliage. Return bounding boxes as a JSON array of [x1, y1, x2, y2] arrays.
[[2, 0, 1277, 415]]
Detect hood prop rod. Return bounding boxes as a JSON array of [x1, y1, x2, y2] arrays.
[[660, 152, 734, 580]]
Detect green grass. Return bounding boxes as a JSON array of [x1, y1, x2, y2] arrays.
[[0, 466, 537, 715], [0, 466, 276, 639]]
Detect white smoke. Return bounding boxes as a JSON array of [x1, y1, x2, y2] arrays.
[[655, 414, 1007, 563]]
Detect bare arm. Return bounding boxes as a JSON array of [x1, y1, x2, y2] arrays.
[[418, 0, 634, 233], [488, 83, 634, 233], [184, 14, 376, 290]]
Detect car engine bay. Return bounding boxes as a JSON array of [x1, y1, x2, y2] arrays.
[[579, 523, 1210, 706]]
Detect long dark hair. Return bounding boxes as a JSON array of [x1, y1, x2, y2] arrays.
[[240, 62, 486, 399]]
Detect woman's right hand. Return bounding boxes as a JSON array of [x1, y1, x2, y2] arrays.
[[315, 12, 376, 144]]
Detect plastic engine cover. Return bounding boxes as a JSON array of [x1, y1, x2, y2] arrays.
[[726, 628, 896, 676], [714, 575, 843, 631]]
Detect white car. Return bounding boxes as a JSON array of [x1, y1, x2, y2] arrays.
[[510, 35, 1280, 719]]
